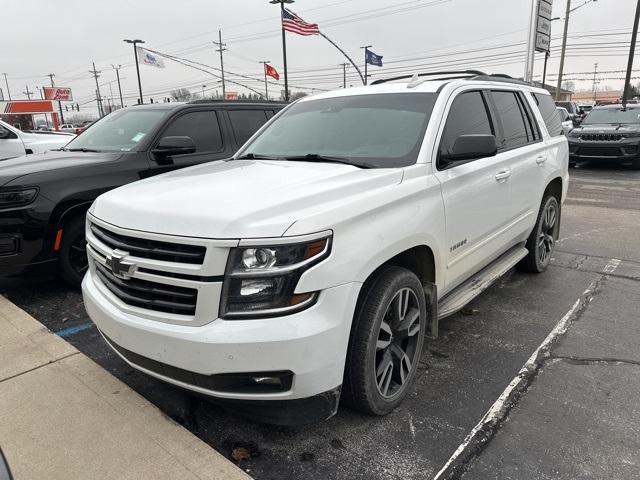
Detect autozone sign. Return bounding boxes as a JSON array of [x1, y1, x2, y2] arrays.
[[43, 87, 73, 101], [0, 100, 55, 114]]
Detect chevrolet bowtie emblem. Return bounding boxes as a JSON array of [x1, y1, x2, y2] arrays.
[[105, 249, 136, 279]]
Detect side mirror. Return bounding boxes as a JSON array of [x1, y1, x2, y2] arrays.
[[442, 134, 497, 162], [152, 136, 196, 162]]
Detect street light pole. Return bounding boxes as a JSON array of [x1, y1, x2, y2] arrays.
[[202, 85, 207, 99], [270, 0, 294, 102], [622, 0, 640, 109], [112, 64, 124, 108], [124, 39, 145, 104], [260, 61, 270, 100]]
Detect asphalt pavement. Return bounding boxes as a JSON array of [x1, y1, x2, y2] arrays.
[[2, 163, 639, 480]]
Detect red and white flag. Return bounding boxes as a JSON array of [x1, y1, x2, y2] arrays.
[[264, 63, 280, 80]]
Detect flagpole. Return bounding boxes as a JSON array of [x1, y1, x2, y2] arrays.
[[124, 38, 145, 104], [260, 61, 270, 100], [270, 0, 293, 102], [361, 45, 372, 85]]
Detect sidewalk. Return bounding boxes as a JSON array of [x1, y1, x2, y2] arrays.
[[0, 295, 249, 480]]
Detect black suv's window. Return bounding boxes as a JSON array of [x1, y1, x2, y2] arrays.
[[439, 90, 493, 164], [228, 110, 269, 146], [582, 107, 640, 125], [491, 91, 530, 150], [162, 110, 223, 153], [533, 93, 563, 136]]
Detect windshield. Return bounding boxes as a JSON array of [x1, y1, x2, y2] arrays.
[[63, 109, 168, 152], [582, 107, 640, 125], [239, 93, 438, 168]]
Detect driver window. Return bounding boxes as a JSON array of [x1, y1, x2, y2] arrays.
[[162, 111, 223, 154]]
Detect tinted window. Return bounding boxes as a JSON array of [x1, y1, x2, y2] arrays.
[[491, 91, 529, 149], [265, 110, 275, 119], [534, 93, 564, 136], [162, 110, 223, 153], [241, 93, 438, 168], [228, 110, 269, 146], [582, 107, 640, 125], [439, 91, 493, 161], [516, 92, 540, 141]]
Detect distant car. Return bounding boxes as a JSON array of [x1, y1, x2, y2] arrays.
[[36, 125, 53, 132], [556, 107, 573, 135], [578, 104, 593, 113], [0, 119, 74, 161], [75, 121, 94, 134], [60, 123, 77, 133], [568, 103, 640, 169], [556, 100, 585, 125]]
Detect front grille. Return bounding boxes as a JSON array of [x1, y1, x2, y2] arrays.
[[95, 263, 198, 315], [90, 223, 206, 264], [579, 133, 623, 142], [577, 146, 623, 157]]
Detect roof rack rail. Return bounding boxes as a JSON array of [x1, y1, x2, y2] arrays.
[[370, 70, 487, 85], [471, 74, 531, 86]]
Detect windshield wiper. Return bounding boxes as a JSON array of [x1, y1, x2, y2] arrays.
[[282, 153, 372, 168], [236, 153, 281, 160], [66, 147, 101, 153]]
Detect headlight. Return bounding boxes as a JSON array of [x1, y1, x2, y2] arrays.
[[622, 131, 640, 139], [0, 188, 38, 208], [220, 232, 332, 318]]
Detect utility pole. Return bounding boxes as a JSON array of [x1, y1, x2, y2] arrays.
[[112, 64, 124, 108], [213, 30, 227, 99], [523, 0, 537, 82], [47, 73, 65, 124], [361, 46, 372, 85], [270, 0, 294, 101], [592, 63, 599, 103], [2, 73, 10, 100], [22, 85, 33, 100], [622, 0, 640, 109], [89, 62, 104, 117], [340, 63, 348, 88], [260, 61, 270, 100], [124, 39, 145, 104]]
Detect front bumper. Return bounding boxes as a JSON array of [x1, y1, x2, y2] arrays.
[[82, 270, 360, 408], [568, 138, 640, 162]]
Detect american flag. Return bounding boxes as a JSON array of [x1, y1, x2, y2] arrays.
[[282, 9, 320, 36]]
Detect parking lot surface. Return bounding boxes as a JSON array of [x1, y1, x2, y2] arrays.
[[2, 164, 639, 480]]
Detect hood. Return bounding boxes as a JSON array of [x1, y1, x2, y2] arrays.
[[573, 123, 640, 132], [91, 159, 404, 238], [0, 150, 124, 187]]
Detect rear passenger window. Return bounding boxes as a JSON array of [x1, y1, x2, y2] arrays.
[[533, 93, 563, 137], [162, 111, 223, 153], [491, 91, 530, 150], [228, 110, 269, 146], [439, 91, 493, 164]]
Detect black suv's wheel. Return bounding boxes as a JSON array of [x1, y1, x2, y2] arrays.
[[343, 266, 427, 416], [519, 195, 560, 273], [58, 217, 88, 287]]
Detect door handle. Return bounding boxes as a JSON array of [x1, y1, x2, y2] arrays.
[[536, 155, 547, 165], [494, 170, 511, 182]]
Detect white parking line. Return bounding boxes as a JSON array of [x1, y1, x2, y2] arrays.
[[432, 258, 621, 480]]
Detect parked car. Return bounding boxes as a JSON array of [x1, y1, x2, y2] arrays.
[[578, 104, 594, 113], [0, 101, 284, 285], [0, 120, 74, 161], [82, 72, 569, 424], [75, 121, 95, 134], [60, 123, 77, 133], [556, 106, 574, 135], [568, 103, 640, 169]]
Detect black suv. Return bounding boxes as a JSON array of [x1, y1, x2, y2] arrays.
[[568, 104, 640, 169], [0, 101, 284, 285]]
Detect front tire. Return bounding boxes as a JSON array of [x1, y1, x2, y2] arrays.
[[58, 217, 88, 287], [343, 266, 427, 416], [519, 195, 560, 273]]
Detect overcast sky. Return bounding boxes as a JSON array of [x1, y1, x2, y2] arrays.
[[1, 0, 636, 116]]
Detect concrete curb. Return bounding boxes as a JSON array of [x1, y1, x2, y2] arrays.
[[0, 295, 250, 480]]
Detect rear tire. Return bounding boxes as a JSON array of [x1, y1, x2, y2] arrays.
[[343, 266, 427, 416], [58, 217, 88, 287], [519, 195, 560, 273]]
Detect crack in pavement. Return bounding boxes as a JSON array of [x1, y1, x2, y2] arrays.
[[0, 351, 80, 384], [433, 274, 608, 480], [547, 356, 640, 367]]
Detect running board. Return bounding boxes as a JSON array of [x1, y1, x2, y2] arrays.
[[437, 245, 529, 320]]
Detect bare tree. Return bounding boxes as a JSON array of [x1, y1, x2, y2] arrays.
[[171, 88, 193, 101]]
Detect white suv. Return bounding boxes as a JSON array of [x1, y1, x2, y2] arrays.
[[82, 72, 568, 424]]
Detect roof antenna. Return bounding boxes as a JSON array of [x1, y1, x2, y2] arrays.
[[407, 73, 421, 88]]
